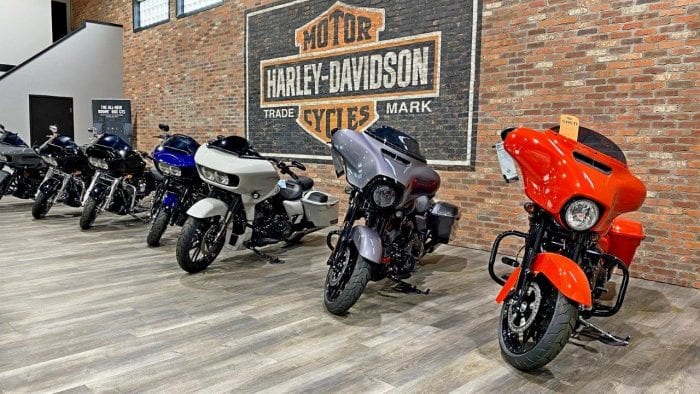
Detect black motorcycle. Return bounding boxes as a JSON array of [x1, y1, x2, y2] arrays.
[[32, 126, 93, 218], [146, 124, 209, 246], [80, 128, 161, 229], [324, 126, 461, 315], [0, 124, 46, 201]]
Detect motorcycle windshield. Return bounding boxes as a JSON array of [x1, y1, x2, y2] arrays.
[[0, 132, 28, 147], [366, 126, 426, 163], [51, 135, 78, 149], [95, 134, 133, 154], [550, 126, 627, 164], [162, 135, 199, 155], [208, 136, 256, 156]]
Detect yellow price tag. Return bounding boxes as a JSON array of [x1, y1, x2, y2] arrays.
[[559, 114, 580, 141]]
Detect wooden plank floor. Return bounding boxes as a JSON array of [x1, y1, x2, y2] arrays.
[[0, 197, 698, 393]]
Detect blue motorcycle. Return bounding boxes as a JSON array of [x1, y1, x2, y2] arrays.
[[147, 124, 208, 246]]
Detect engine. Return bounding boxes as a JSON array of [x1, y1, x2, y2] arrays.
[[252, 200, 292, 241]]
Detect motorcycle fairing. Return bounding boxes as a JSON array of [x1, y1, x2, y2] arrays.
[[503, 127, 646, 233], [496, 252, 592, 307], [350, 225, 383, 264], [331, 128, 440, 206]]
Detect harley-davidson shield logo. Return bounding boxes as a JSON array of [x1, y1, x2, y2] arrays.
[[246, 0, 481, 167], [258, 2, 441, 143]]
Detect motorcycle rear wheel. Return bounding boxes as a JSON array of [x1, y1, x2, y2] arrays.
[[324, 245, 371, 315], [80, 197, 99, 230], [498, 275, 577, 371], [176, 217, 225, 273], [32, 190, 55, 219], [146, 209, 172, 247]]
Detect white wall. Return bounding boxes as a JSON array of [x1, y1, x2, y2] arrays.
[[0, 0, 53, 67], [0, 22, 124, 145]]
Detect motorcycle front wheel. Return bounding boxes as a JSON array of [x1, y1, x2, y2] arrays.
[[324, 244, 372, 315], [146, 209, 172, 247], [176, 217, 226, 273], [32, 190, 56, 219], [80, 197, 100, 230], [498, 275, 577, 371]]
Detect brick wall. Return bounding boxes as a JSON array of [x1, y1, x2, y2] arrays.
[[72, 0, 699, 288]]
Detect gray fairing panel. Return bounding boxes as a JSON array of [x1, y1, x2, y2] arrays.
[[0, 144, 44, 168], [331, 128, 440, 205]]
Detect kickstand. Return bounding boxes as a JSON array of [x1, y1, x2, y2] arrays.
[[247, 244, 284, 264], [576, 317, 630, 346], [389, 277, 430, 295]]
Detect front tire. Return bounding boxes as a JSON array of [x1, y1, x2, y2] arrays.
[[32, 190, 55, 219], [176, 217, 225, 273], [80, 197, 99, 230], [146, 209, 172, 247], [498, 276, 577, 371], [324, 245, 372, 315]]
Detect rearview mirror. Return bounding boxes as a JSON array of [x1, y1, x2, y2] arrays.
[[291, 160, 306, 171], [159, 124, 170, 132], [49, 125, 58, 134]]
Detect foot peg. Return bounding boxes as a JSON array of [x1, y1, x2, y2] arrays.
[[501, 256, 519, 267], [576, 317, 630, 347], [389, 277, 430, 295]]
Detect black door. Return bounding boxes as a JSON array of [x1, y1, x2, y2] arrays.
[[29, 95, 74, 147], [52, 1, 68, 42]]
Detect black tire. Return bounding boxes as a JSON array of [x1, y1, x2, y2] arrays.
[[32, 190, 55, 219], [146, 209, 171, 247], [80, 197, 99, 230], [498, 276, 578, 371], [324, 245, 372, 315], [176, 217, 225, 273]]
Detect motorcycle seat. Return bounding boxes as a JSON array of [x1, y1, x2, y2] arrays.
[[280, 176, 314, 200]]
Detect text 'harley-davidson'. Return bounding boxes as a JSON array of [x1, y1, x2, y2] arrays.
[[175, 135, 339, 273], [0, 124, 46, 201], [32, 126, 94, 219], [324, 126, 460, 315], [490, 125, 647, 371], [146, 124, 209, 246], [80, 128, 160, 229]]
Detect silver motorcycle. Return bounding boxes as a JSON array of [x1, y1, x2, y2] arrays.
[[324, 126, 460, 315]]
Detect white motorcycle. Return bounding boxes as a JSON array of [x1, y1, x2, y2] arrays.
[[175, 135, 339, 273]]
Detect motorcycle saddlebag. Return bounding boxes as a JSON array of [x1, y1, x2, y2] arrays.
[[428, 201, 460, 244], [301, 191, 340, 227]]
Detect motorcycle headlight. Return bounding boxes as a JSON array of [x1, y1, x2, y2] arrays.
[[199, 165, 229, 186], [88, 157, 109, 170], [370, 183, 398, 209], [158, 162, 182, 177], [42, 155, 58, 167], [563, 199, 600, 231]]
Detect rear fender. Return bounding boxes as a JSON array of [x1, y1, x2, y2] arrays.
[[186, 197, 228, 219], [350, 225, 383, 264], [496, 252, 592, 307]]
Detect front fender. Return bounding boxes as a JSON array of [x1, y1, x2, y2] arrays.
[[186, 197, 228, 219], [89, 183, 107, 200], [496, 252, 592, 307], [162, 191, 180, 209], [350, 225, 383, 264], [0, 170, 11, 193], [39, 177, 61, 195]]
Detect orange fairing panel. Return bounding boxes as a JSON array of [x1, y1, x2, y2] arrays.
[[495, 253, 592, 307], [503, 128, 646, 233]]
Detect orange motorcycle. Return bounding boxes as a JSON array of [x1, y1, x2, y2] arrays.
[[489, 125, 646, 371]]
